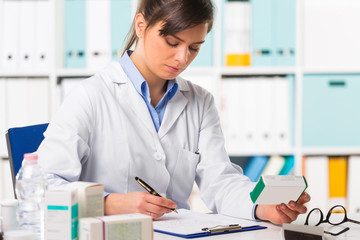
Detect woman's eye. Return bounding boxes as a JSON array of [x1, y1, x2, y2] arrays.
[[166, 39, 178, 47], [189, 46, 199, 52]]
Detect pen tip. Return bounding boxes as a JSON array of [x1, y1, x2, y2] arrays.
[[174, 209, 178, 214], [135, 177, 139, 180]]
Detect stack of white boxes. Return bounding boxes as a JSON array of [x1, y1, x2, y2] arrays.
[[44, 181, 153, 240]]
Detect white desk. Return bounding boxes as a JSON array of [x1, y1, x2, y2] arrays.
[[154, 214, 360, 240]]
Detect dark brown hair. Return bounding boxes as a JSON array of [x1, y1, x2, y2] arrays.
[[122, 0, 214, 55]]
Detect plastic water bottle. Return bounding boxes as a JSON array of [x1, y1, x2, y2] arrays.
[[15, 153, 47, 240]]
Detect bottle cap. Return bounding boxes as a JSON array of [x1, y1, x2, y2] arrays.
[[23, 153, 38, 166], [3, 230, 34, 240], [23, 153, 38, 160]]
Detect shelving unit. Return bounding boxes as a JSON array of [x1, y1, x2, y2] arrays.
[[2, 0, 360, 209]]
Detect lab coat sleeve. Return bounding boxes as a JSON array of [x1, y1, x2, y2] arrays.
[[37, 81, 94, 185], [195, 90, 256, 220]]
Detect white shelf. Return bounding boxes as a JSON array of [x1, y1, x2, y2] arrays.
[[303, 67, 360, 74], [0, 72, 51, 78], [221, 66, 297, 76], [56, 69, 98, 79], [228, 149, 295, 157], [302, 147, 360, 156], [182, 67, 218, 76]]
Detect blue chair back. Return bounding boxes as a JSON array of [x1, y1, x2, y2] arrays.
[[5, 123, 49, 195]]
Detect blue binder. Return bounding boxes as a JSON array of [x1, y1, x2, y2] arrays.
[[279, 156, 295, 175], [111, 0, 132, 61], [274, 0, 296, 66], [251, 0, 275, 66], [64, 0, 86, 68], [243, 156, 268, 182]]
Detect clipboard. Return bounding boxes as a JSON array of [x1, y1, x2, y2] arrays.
[[153, 209, 267, 238]]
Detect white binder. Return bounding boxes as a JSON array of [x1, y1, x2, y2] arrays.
[[35, 0, 51, 70], [261, 155, 285, 175], [273, 76, 291, 150], [19, 0, 36, 70], [1, 159, 14, 199], [220, 78, 242, 153], [27, 78, 50, 125], [1, 0, 20, 70], [224, 1, 251, 64], [234, 78, 250, 151], [305, 156, 329, 213], [86, 0, 111, 70], [257, 77, 276, 150], [6, 78, 28, 128], [6, 78, 50, 128], [347, 156, 360, 213], [0, 79, 7, 157], [304, 0, 360, 68], [239, 78, 258, 150]]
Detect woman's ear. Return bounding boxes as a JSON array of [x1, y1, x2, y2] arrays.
[[134, 13, 147, 38]]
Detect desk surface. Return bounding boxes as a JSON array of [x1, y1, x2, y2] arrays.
[[154, 214, 360, 240]]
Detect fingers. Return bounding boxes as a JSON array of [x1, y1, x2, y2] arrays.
[[297, 192, 311, 205], [143, 193, 177, 219], [145, 193, 177, 210], [276, 203, 298, 223], [288, 200, 307, 214], [275, 193, 310, 224], [275, 205, 292, 223]]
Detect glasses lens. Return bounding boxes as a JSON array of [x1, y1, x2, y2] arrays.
[[328, 206, 346, 225], [307, 209, 323, 226]]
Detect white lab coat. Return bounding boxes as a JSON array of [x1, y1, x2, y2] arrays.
[[37, 62, 256, 219]]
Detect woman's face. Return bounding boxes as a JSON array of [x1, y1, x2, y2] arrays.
[[134, 17, 208, 81]]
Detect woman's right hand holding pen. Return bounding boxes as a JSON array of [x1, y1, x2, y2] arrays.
[[104, 192, 177, 219]]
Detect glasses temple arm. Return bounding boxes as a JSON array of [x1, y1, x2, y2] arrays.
[[324, 227, 350, 236], [348, 218, 360, 224]]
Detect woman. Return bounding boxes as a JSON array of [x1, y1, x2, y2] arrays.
[[38, 0, 310, 224]]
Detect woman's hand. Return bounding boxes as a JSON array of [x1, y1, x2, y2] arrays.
[[255, 192, 311, 224], [104, 192, 177, 219]]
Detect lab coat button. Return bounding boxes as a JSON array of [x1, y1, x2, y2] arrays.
[[154, 152, 162, 161]]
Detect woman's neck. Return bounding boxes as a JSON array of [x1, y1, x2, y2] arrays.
[[130, 50, 167, 107]]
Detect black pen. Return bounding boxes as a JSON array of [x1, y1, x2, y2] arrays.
[[135, 176, 178, 213]]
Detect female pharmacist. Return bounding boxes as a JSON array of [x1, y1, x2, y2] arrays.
[[37, 0, 310, 224]]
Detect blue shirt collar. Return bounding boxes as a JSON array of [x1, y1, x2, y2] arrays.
[[119, 50, 178, 104]]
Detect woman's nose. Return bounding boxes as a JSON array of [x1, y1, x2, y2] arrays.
[[175, 46, 189, 64]]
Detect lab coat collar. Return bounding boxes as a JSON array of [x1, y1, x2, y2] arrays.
[[103, 61, 128, 84], [106, 61, 191, 91]]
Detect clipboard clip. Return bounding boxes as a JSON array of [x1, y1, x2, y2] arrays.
[[202, 224, 242, 233]]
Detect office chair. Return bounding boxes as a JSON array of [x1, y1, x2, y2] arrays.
[[5, 123, 49, 196]]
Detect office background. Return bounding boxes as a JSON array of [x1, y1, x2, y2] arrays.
[[1, 0, 360, 215]]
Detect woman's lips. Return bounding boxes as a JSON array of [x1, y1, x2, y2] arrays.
[[166, 65, 180, 73]]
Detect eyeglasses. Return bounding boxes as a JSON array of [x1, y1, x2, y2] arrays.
[[304, 205, 360, 236]]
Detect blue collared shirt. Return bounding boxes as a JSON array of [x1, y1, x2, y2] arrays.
[[119, 51, 178, 132]]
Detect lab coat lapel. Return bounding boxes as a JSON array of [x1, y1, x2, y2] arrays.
[[124, 82, 158, 135], [158, 83, 189, 138], [108, 62, 157, 135]]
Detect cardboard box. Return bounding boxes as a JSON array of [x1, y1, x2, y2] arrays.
[[68, 181, 104, 218], [250, 175, 308, 205], [45, 187, 79, 240], [79, 214, 153, 240]]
